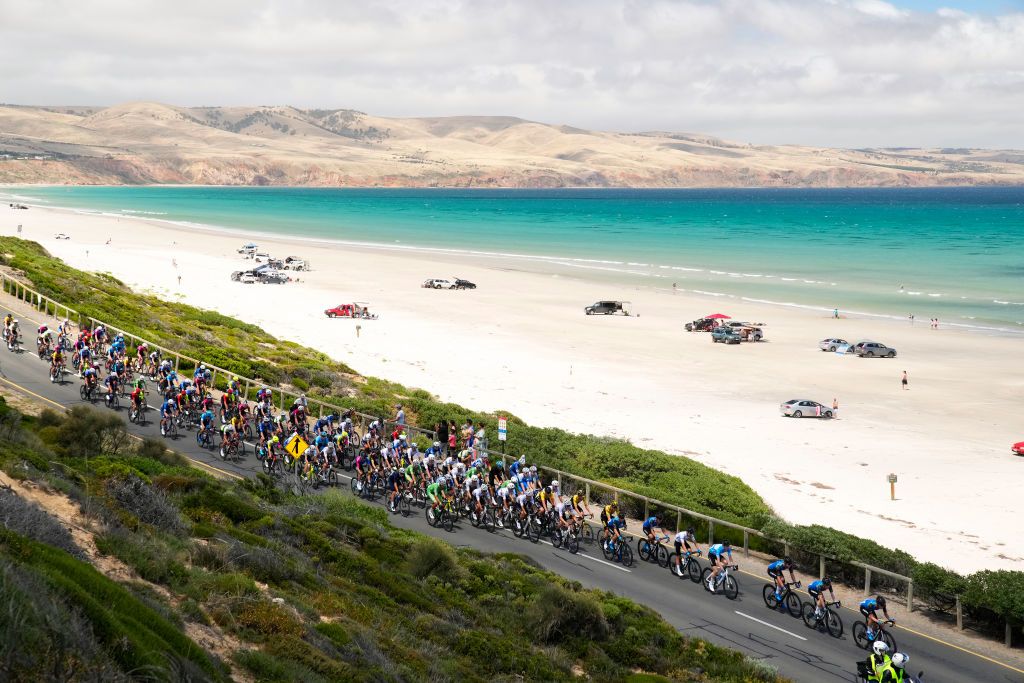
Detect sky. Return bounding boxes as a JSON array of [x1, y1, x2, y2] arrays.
[[1, 0, 1023, 148]]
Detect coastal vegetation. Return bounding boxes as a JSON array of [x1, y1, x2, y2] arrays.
[[1, 236, 1021, 643], [0, 396, 786, 682]]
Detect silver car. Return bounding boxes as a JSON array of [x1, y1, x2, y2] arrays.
[[855, 342, 896, 358], [780, 399, 834, 418], [819, 338, 848, 352]]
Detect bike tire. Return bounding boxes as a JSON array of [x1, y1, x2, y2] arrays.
[[399, 495, 411, 517], [881, 630, 896, 653], [442, 510, 454, 532], [785, 593, 803, 618], [621, 543, 634, 567], [581, 523, 595, 545], [801, 602, 817, 629], [79, 385, 88, 401], [656, 544, 669, 568], [701, 567, 713, 591], [852, 621, 869, 650], [567, 533, 579, 554], [637, 539, 651, 563], [723, 575, 739, 600], [350, 476, 359, 495], [512, 516, 525, 538], [550, 528, 562, 548], [686, 558, 701, 583], [602, 539, 615, 560], [762, 584, 779, 609], [826, 610, 844, 638]]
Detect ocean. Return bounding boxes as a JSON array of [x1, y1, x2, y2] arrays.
[[6, 186, 1024, 332]]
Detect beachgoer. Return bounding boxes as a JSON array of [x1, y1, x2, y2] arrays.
[[394, 404, 406, 426], [177, 275, 182, 286], [833, 308, 838, 319], [832, 397, 839, 417], [901, 371, 908, 390]]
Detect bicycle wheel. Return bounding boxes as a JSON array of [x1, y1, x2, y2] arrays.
[[196, 431, 204, 447], [621, 543, 634, 567], [762, 584, 779, 609], [880, 629, 896, 653], [350, 476, 360, 495], [442, 510, 454, 532], [686, 558, 702, 583], [602, 538, 614, 560], [801, 602, 817, 629], [785, 593, 803, 618], [656, 544, 669, 568], [550, 528, 563, 548], [581, 523, 594, 545], [79, 385, 88, 401], [723, 575, 739, 600], [483, 508, 495, 532], [851, 621, 869, 650], [825, 609, 844, 638], [327, 469, 338, 487], [701, 567, 713, 591], [425, 506, 437, 527], [567, 533, 579, 554], [387, 496, 399, 514], [512, 516, 525, 538], [637, 539, 651, 563]]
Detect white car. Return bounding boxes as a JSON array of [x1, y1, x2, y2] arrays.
[[780, 399, 834, 418], [422, 278, 454, 289], [54, 233, 70, 240], [239, 273, 257, 284]]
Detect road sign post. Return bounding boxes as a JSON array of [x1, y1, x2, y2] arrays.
[[888, 473, 897, 501], [497, 416, 507, 454]]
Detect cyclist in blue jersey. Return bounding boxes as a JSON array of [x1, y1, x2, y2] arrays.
[[198, 408, 215, 441], [160, 397, 178, 433], [859, 596, 892, 640], [642, 513, 667, 546], [706, 541, 733, 590], [767, 557, 798, 604], [807, 577, 836, 621], [508, 454, 526, 478]]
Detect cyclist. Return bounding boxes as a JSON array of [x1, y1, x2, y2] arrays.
[[103, 372, 120, 406], [220, 420, 238, 452], [82, 362, 99, 395], [600, 501, 620, 546], [386, 467, 404, 509], [160, 395, 178, 434], [642, 513, 668, 547], [50, 346, 65, 378], [862, 641, 891, 682], [859, 595, 893, 642], [706, 540, 733, 591], [671, 527, 701, 577], [568, 488, 592, 522], [879, 652, 908, 683], [603, 512, 625, 552], [130, 383, 146, 415], [807, 577, 837, 621], [768, 557, 798, 606]]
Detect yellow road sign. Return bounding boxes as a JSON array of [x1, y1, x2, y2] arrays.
[[286, 436, 309, 457]]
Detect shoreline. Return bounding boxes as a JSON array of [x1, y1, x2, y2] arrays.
[[6, 191, 1024, 338], [3, 202, 1023, 571]]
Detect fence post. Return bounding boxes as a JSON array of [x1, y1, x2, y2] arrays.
[[864, 568, 872, 596], [743, 530, 749, 556], [585, 482, 590, 507], [784, 542, 790, 558], [1006, 620, 1012, 648], [819, 554, 825, 580], [643, 498, 649, 523], [677, 509, 682, 533], [956, 595, 963, 630], [907, 580, 914, 613], [708, 520, 715, 545]]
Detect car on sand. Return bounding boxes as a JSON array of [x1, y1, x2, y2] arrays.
[[780, 399, 834, 418], [855, 341, 897, 358], [711, 327, 741, 344], [1013, 442, 1024, 456], [585, 301, 631, 315], [819, 338, 849, 352], [422, 278, 454, 289]]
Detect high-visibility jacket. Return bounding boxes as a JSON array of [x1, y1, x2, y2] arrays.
[[877, 664, 904, 683], [865, 653, 890, 682]]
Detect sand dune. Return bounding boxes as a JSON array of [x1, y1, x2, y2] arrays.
[[2, 102, 1022, 187]]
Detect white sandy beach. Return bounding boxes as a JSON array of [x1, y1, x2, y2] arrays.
[[3, 203, 1022, 571]]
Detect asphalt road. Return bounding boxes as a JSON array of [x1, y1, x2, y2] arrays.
[[0, 333, 1020, 683]]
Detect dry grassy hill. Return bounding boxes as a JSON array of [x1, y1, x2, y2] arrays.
[[1, 102, 1021, 187]]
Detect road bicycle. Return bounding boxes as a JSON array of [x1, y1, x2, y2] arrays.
[[852, 618, 896, 653], [763, 580, 803, 617], [160, 414, 178, 439], [601, 534, 635, 567], [49, 362, 65, 384], [79, 382, 97, 403], [701, 564, 740, 600], [104, 390, 120, 410], [638, 534, 671, 567], [129, 401, 146, 425], [801, 599, 844, 638], [196, 427, 214, 450], [667, 548, 703, 582]]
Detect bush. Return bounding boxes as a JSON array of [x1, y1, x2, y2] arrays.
[[913, 562, 967, 605], [53, 406, 130, 459], [407, 538, 461, 582], [962, 571, 1024, 623], [135, 437, 187, 466], [105, 475, 186, 534], [0, 487, 82, 558], [528, 583, 609, 644]]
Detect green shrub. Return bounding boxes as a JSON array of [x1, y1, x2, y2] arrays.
[[528, 583, 609, 645], [962, 571, 1024, 623], [913, 562, 967, 602], [407, 538, 462, 582]]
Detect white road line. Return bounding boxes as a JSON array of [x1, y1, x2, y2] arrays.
[[734, 610, 808, 641], [538, 538, 632, 573]]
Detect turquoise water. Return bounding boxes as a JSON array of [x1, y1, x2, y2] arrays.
[[6, 186, 1024, 331]]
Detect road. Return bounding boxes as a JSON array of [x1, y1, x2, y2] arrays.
[[0, 333, 1020, 683]]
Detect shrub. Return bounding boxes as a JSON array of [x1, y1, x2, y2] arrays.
[[94, 527, 189, 586], [135, 437, 187, 466], [913, 562, 967, 606], [105, 475, 186, 534], [53, 406, 130, 459], [528, 583, 609, 644], [231, 598, 304, 639], [962, 571, 1024, 623], [234, 649, 327, 683], [407, 538, 461, 582], [0, 487, 82, 558]]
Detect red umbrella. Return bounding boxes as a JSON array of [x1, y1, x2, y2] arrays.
[[705, 313, 731, 319]]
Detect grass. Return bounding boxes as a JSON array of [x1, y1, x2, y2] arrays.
[[0, 397, 790, 682]]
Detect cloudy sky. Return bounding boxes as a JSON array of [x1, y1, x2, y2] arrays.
[[2, 0, 1022, 147]]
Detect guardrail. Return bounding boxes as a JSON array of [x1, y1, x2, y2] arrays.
[[0, 270, 1013, 648]]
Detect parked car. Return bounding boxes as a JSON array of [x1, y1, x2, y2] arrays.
[[239, 273, 257, 284], [238, 243, 258, 255], [728, 323, 764, 341], [422, 278, 454, 289], [453, 278, 477, 290], [855, 342, 897, 358], [685, 318, 716, 332], [711, 327, 741, 344], [819, 338, 849, 352], [259, 270, 288, 284], [54, 233, 70, 240], [585, 300, 631, 315], [1012, 441, 1024, 456], [324, 302, 377, 319], [253, 252, 271, 261], [283, 256, 307, 271], [780, 399, 834, 418]]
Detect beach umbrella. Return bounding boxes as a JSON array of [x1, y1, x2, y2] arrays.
[[705, 313, 731, 319]]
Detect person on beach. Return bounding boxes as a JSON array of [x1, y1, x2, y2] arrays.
[[832, 397, 839, 417], [833, 308, 839, 319], [901, 371, 908, 390]]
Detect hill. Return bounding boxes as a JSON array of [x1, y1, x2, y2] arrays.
[[1, 102, 1021, 187]]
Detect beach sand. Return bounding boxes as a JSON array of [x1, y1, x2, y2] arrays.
[[4, 204, 1022, 571]]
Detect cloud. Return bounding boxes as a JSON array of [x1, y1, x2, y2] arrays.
[[0, 0, 1022, 147]]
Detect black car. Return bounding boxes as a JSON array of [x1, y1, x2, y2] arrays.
[[585, 301, 631, 316], [453, 279, 477, 290]]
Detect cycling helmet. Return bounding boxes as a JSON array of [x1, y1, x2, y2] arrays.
[[551, 480, 560, 490], [872, 641, 889, 656], [232, 375, 239, 382], [722, 540, 731, 547], [876, 595, 887, 609], [891, 652, 907, 669], [822, 577, 832, 587], [518, 455, 526, 465], [687, 526, 695, 534], [784, 556, 793, 566], [433, 441, 440, 448], [530, 465, 537, 473], [543, 486, 552, 495]]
